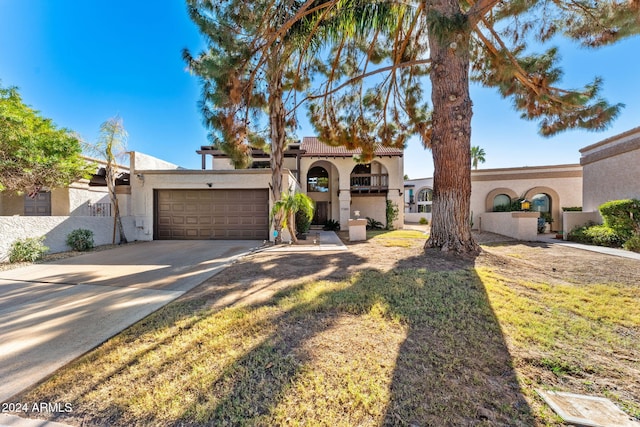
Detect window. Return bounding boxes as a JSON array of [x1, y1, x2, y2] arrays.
[[417, 188, 433, 202], [418, 204, 432, 213], [416, 187, 433, 214], [307, 166, 329, 192], [532, 193, 550, 212], [493, 194, 511, 211]]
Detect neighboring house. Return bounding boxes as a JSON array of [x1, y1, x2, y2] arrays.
[[130, 137, 404, 243], [579, 126, 640, 212], [0, 158, 131, 261], [405, 164, 582, 234]]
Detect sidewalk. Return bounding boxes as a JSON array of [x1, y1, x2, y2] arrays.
[[0, 413, 74, 427], [535, 235, 640, 261]]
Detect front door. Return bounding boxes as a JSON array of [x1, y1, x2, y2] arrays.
[[312, 201, 329, 225]]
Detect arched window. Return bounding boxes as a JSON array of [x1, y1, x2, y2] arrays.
[[493, 194, 511, 211], [532, 193, 550, 212], [417, 188, 433, 213], [307, 166, 329, 192]]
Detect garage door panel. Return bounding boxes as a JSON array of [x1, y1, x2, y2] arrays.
[[155, 189, 268, 240]]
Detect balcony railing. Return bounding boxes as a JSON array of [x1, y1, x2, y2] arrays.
[[350, 173, 389, 193]]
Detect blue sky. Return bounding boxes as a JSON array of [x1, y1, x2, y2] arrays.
[[1, 1, 639, 179]]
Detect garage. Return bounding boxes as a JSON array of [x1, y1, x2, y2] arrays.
[[154, 189, 269, 240]]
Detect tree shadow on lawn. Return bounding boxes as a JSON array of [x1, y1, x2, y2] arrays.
[[176, 251, 534, 426], [22, 250, 534, 426]]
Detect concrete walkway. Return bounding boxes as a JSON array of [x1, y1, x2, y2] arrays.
[[264, 230, 347, 252], [0, 240, 261, 404], [535, 235, 640, 261]]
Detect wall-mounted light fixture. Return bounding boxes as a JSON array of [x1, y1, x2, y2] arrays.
[[206, 183, 213, 188], [136, 173, 144, 180]]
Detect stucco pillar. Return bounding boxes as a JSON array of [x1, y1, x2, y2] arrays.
[[338, 190, 351, 230]]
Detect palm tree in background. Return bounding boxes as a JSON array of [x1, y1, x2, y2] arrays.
[[470, 146, 486, 170]]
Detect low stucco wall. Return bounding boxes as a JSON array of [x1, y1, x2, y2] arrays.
[[404, 212, 431, 223], [562, 211, 603, 239], [0, 216, 136, 262], [479, 212, 540, 241]]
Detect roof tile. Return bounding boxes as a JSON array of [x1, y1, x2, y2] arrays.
[[301, 137, 403, 157]]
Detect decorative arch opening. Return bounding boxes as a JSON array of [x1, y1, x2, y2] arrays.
[[416, 187, 433, 213], [524, 186, 561, 232], [350, 161, 388, 194], [307, 166, 329, 193], [485, 188, 518, 212]]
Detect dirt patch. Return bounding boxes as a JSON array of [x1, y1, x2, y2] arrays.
[[0, 241, 146, 272]]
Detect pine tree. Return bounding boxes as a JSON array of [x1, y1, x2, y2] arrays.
[[302, 0, 638, 254], [184, 0, 311, 243]]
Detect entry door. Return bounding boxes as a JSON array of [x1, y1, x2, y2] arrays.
[[313, 201, 329, 225]]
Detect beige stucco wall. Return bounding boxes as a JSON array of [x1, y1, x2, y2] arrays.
[[479, 211, 540, 241], [351, 195, 387, 225], [470, 164, 582, 233], [580, 127, 640, 212], [0, 193, 23, 216], [402, 165, 581, 233]]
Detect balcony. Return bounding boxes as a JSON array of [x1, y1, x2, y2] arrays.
[[350, 173, 389, 194]]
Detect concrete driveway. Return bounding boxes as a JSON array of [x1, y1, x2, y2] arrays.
[[0, 240, 261, 403]]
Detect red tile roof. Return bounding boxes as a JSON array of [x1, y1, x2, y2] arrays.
[[301, 137, 403, 157]]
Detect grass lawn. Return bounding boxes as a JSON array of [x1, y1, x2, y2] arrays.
[[14, 232, 640, 426]]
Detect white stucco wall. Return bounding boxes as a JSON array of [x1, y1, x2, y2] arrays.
[[0, 216, 135, 262], [580, 127, 640, 212], [131, 151, 182, 171]]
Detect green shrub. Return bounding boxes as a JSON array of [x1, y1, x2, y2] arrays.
[[493, 204, 511, 212], [295, 210, 312, 235], [562, 206, 582, 212], [599, 199, 640, 240], [322, 219, 340, 231], [66, 229, 95, 251], [366, 217, 384, 230], [9, 236, 49, 263], [385, 200, 399, 230], [419, 217, 429, 225], [568, 224, 624, 248], [623, 235, 640, 253]]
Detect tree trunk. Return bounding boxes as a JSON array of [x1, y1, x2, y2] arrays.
[[106, 167, 127, 245], [288, 212, 298, 243], [268, 52, 286, 244], [425, 1, 479, 254]]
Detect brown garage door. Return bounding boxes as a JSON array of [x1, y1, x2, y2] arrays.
[[154, 189, 269, 240]]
